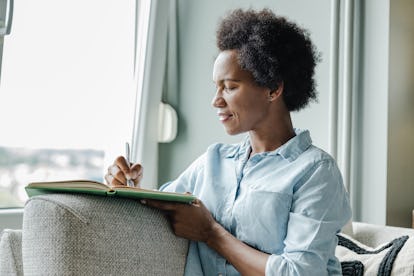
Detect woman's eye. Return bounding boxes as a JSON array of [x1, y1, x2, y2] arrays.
[[224, 86, 236, 92]]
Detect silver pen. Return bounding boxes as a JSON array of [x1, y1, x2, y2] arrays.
[[125, 142, 135, 187]]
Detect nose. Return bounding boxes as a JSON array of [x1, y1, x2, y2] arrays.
[[211, 88, 226, 107]]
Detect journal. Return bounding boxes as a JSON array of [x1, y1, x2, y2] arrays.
[[25, 180, 196, 204]]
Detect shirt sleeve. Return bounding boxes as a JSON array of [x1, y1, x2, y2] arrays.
[[265, 160, 352, 276]]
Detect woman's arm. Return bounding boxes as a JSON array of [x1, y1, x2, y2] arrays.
[[206, 221, 269, 276], [143, 199, 269, 276]]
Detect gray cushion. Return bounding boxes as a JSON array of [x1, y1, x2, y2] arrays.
[[0, 229, 23, 276], [22, 194, 188, 275]]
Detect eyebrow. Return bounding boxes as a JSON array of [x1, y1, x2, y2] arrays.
[[213, 78, 241, 83], [224, 78, 241, 82]]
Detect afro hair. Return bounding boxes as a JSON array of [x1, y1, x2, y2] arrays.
[[216, 8, 320, 111]]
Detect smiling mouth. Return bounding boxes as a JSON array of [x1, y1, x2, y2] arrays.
[[218, 113, 233, 122]]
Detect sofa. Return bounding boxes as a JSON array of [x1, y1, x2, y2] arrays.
[[1, 193, 413, 275]]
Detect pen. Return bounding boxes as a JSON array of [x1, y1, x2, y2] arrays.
[[125, 142, 135, 187]]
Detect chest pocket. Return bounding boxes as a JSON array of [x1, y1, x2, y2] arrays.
[[233, 186, 292, 254]]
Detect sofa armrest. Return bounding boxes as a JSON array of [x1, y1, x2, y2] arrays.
[[0, 229, 23, 276], [351, 221, 414, 247], [22, 194, 188, 275]]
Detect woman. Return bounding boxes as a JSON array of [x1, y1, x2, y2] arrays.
[[106, 8, 351, 276]]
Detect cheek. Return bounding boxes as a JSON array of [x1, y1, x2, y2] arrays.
[[237, 96, 268, 117], [225, 87, 269, 118]]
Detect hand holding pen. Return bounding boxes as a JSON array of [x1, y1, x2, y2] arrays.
[[104, 143, 143, 187]]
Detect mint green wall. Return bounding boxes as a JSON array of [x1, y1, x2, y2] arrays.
[[387, 0, 414, 227], [158, 0, 333, 184]]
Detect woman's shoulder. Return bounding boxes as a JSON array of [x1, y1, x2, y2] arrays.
[[205, 136, 248, 158], [305, 144, 335, 162], [297, 145, 341, 175]]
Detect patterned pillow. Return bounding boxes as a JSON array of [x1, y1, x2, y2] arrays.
[[336, 233, 414, 276]]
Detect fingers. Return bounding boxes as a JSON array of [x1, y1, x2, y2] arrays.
[[104, 173, 125, 187], [104, 156, 144, 187], [105, 165, 127, 187], [115, 156, 131, 177], [130, 163, 143, 185], [142, 199, 179, 211], [111, 163, 127, 183], [142, 198, 200, 214], [117, 156, 143, 185]]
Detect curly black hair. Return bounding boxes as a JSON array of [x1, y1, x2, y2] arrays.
[[216, 8, 320, 111]]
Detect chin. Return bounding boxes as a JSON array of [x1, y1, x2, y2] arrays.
[[224, 127, 244, 136]]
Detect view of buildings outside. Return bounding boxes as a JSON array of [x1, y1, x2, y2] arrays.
[[0, 147, 104, 208], [0, 0, 136, 208]]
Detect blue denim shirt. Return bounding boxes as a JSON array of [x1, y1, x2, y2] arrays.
[[160, 129, 352, 275]]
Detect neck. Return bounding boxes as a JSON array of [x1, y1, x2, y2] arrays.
[[248, 114, 295, 156]]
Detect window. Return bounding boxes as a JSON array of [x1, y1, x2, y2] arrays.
[[0, 0, 137, 208]]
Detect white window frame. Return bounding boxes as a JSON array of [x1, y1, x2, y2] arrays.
[[0, 0, 20, 232], [131, 0, 173, 189], [0, 0, 156, 231], [0, 0, 13, 81]]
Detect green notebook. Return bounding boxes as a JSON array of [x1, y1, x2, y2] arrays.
[[25, 180, 196, 204]]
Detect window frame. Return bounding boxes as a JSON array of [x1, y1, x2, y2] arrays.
[[0, 0, 158, 230]]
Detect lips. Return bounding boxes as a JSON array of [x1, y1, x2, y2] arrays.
[[217, 112, 233, 122]]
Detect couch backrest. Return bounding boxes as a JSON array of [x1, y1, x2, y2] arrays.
[[22, 194, 188, 275]]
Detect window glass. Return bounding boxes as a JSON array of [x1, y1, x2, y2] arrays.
[[0, 0, 136, 208]]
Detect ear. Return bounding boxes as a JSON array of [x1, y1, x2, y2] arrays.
[[268, 82, 284, 102]]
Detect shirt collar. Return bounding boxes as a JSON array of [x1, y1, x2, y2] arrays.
[[276, 129, 312, 161], [223, 129, 312, 162], [223, 135, 250, 159]]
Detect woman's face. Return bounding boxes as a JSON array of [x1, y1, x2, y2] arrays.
[[212, 50, 272, 135]]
